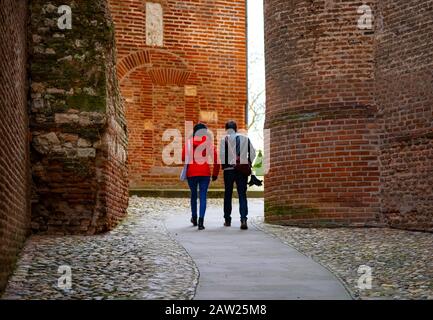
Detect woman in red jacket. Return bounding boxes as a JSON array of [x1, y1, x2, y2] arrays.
[[182, 123, 220, 230]]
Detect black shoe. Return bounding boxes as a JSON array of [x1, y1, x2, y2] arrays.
[[198, 218, 205, 230], [240, 219, 248, 230], [191, 217, 198, 227], [224, 218, 231, 227], [248, 175, 263, 187]]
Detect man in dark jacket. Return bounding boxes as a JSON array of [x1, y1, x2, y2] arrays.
[[220, 121, 256, 230]]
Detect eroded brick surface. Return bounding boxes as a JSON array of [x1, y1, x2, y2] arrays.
[[376, 0, 433, 232], [264, 0, 381, 227], [0, 0, 30, 292], [29, 0, 128, 234], [264, 0, 433, 231]]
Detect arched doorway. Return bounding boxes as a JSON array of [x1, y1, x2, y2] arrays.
[[117, 49, 197, 189]]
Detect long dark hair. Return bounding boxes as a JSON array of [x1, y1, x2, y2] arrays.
[[193, 123, 208, 137], [190, 123, 213, 149]]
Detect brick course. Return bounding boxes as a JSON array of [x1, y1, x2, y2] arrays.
[[264, 0, 433, 231], [1, 0, 432, 296], [376, 0, 433, 232], [0, 0, 30, 292], [264, 0, 381, 227], [108, 0, 247, 189]]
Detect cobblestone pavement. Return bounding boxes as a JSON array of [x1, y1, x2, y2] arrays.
[[3, 197, 432, 300], [253, 217, 433, 300], [2, 197, 198, 300]]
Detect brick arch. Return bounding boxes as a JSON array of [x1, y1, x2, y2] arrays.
[[117, 49, 191, 86], [117, 50, 151, 81]]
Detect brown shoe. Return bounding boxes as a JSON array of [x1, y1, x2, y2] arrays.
[[191, 217, 198, 227], [240, 219, 248, 230], [224, 218, 231, 227]]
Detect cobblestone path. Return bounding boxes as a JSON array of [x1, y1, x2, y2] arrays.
[[253, 218, 433, 300], [2, 198, 198, 300], [2, 197, 432, 300]]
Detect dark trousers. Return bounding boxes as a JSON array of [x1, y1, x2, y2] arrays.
[[187, 176, 211, 219], [224, 170, 248, 221]]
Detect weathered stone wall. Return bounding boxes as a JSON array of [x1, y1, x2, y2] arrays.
[[29, 0, 128, 234], [0, 0, 30, 292], [264, 0, 381, 227], [109, 0, 247, 189], [376, 0, 433, 232]]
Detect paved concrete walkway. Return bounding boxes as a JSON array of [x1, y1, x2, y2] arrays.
[[165, 200, 351, 300]]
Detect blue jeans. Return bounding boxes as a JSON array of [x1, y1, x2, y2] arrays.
[[187, 176, 211, 219]]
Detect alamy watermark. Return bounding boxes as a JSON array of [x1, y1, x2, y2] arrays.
[[357, 4, 374, 30], [57, 5, 72, 30], [357, 265, 373, 290], [57, 265, 72, 290]]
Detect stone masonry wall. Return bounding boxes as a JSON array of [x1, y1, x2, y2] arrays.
[[109, 0, 247, 189], [0, 0, 30, 292], [376, 0, 433, 232], [264, 0, 381, 227], [29, 0, 128, 234]]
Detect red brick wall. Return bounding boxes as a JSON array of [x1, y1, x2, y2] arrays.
[[264, 0, 381, 227], [0, 0, 30, 292], [264, 0, 433, 231], [109, 0, 247, 189], [376, 0, 433, 232]]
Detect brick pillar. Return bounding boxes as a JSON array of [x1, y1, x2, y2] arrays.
[[29, 0, 128, 234], [0, 0, 30, 293], [264, 0, 381, 227]]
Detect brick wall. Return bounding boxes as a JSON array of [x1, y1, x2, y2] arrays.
[[29, 0, 128, 234], [264, 0, 433, 231], [376, 0, 433, 232], [264, 0, 381, 227], [0, 0, 30, 292], [109, 0, 247, 189]]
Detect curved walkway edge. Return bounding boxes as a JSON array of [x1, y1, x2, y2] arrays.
[[165, 200, 352, 300]]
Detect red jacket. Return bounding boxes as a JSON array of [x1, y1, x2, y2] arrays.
[[182, 136, 220, 178]]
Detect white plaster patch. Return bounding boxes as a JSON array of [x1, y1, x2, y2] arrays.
[[146, 2, 164, 47], [184, 85, 197, 97], [199, 111, 218, 123]]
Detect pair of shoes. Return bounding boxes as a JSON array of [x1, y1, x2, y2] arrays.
[[191, 217, 198, 227], [240, 219, 248, 230], [198, 218, 205, 230], [224, 218, 231, 227]]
